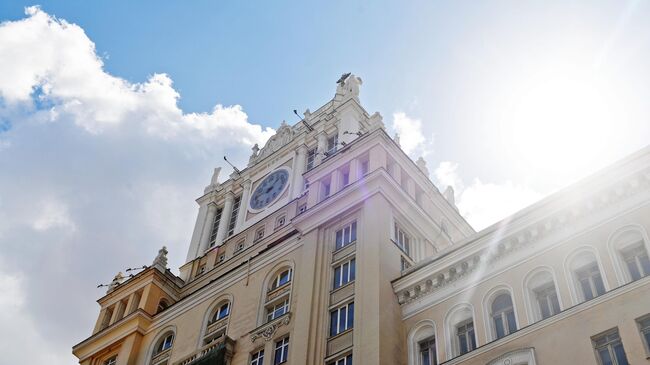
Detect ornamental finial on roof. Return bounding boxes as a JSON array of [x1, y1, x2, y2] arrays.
[[107, 272, 125, 293], [416, 157, 429, 177], [152, 246, 168, 273]]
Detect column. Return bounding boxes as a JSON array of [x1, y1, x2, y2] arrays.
[[197, 203, 218, 254], [185, 203, 209, 262], [315, 132, 327, 164], [236, 179, 252, 232], [292, 145, 308, 198], [215, 192, 234, 245]]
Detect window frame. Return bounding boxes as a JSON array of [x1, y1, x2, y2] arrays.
[[333, 258, 356, 290], [394, 222, 411, 256], [592, 328, 629, 365], [329, 354, 353, 365], [226, 195, 241, 237], [330, 301, 355, 337], [419, 337, 437, 365], [335, 221, 357, 250], [274, 336, 290, 365], [208, 206, 223, 248], [250, 348, 265, 365], [489, 293, 517, 340], [636, 314, 650, 356], [455, 319, 476, 356], [266, 299, 290, 323]]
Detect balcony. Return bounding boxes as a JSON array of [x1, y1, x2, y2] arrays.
[[174, 336, 234, 365]]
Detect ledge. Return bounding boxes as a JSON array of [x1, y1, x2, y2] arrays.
[[249, 312, 292, 343]]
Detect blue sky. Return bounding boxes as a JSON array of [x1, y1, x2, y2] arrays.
[[1, 1, 650, 364]]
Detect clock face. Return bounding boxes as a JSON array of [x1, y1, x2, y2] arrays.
[[249, 169, 290, 210]]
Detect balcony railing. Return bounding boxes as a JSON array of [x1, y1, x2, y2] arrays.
[[174, 336, 234, 365]]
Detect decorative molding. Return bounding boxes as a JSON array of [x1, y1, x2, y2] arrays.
[[396, 166, 650, 306], [249, 121, 295, 166], [250, 312, 292, 342]]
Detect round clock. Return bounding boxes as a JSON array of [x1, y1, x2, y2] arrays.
[[249, 169, 290, 210]]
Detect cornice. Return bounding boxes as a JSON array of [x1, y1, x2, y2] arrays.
[[393, 163, 650, 311]]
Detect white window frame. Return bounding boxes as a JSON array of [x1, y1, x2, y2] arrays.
[[335, 221, 357, 250], [270, 269, 292, 291], [250, 348, 264, 365], [592, 328, 629, 365], [333, 258, 355, 289], [274, 336, 290, 365], [330, 301, 354, 337], [307, 148, 317, 169], [330, 354, 353, 365], [266, 299, 289, 322], [636, 314, 650, 356], [394, 222, 411, 256]]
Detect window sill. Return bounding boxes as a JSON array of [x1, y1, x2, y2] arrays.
[[330, 281, 355, 296]]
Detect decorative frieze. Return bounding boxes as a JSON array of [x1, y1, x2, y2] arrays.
[[396, 167, 650, 305], [250, 312, 292, 342]]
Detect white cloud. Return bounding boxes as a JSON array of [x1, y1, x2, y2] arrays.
[[0, 6, 274, 144], [434, 161, 542, 230], [32, 198, 76, 232], [391, 112, 427, 156], [0, 8, 279, 365]]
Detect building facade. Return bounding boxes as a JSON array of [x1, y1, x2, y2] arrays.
[[73, 74, 650, 365]]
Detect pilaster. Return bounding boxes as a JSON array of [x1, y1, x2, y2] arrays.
[[292, 145, 308, 198], [215, 191, 235, 245], [198, 203, 218, 254], [236, 179, 252, 232]]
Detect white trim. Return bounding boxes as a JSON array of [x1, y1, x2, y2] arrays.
[[486, 347, 537, 365], [563, 245, 609, 305], [443, 302, 477, 360], [481, 285, 520, 342], [407, 319, 439, 365], [521, 266, 563, 324], [606, 223, 650, 285]]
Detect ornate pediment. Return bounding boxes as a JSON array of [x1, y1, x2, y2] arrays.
[[249, 121, 294, 166]]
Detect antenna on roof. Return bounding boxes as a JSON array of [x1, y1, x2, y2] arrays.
[[223, 156, 241, 175], [293, 109, 314, 132]]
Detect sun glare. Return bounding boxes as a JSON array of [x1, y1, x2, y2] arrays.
[[505, 73, 628, 184]]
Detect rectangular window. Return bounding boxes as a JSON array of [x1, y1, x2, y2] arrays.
[[321, 180, 331, 200], [342, 170, 350, 187], [577, 263, 606, 301], [457, 320, 476, 355], [327, 134, 338, 155], [274, 337, 289, 365], [104, 356, 117, 365], [297, 203, 307, 215], [360, 160, 369, 175], [593, 329, 629, 365], [250, 349, 264, 365], [419, 337, 437, 365], [622, 244, 650, 281], [227, 195, 241, 237], [401, 257, 411, 271], [267, 299, 289, 322], [394, 223, 411, 256], [307, 148, 317, 169], [333, 258, 356, 289], [335, 221, 357, 250], [330, 302, 354, 337], [275, 215, 286, 229], [197, 264, 206, 277], [218, 254, 225, 263], [208, 207, 223, 248], [534, 284, 561, 319], [330, 354, 352, 365], [255, 227, 265, 242], [637, 315, 650, 354]]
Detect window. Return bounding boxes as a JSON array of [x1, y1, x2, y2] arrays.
[[342, 170, 350, 187], [534, 283, 560, 320], [333, 258, 355, 289], [104, 356, 117, 365], [255, 226, 265, 242], [394, 223, 411, 256], [227, 195, 241, 237], [592, 329, 629, 365], [275, 215, 286, 229], [637, 315, 650, 354], [270, 269, 292, 291], [576, 263, 606, 301], [250, 349, 264, 365], [401, 257, 412, 271], [621, 244, 650, 281], [330, 354, 352, 365], [197, 264, 206, 276], [327, 134, 338, 155], [218, 254, 225, 263], [419, 337, 437, 365], [235, 240, 245, 253], [274, 337, 290, 365], [360, 160, 369, 175], [490, 293, 517, 339], [335, 221, 357, 250], [456, 320, 476, 355], [297, 203, 307, 215], [208, 207, 223, 248], [267, 299, 289, 322], [154, 332, 174, 355], [211, 302, 230, 323], [321, 179, 331, 200], [330, 302, 354, 336], [307, 148, 317, 169]]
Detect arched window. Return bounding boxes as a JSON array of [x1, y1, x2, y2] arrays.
[[156, 299, 170, 315], [408, 320, 438, 365], [608, 226, 650, 285], [524, 268, 562, 323], [202, 298, 232, 345], [490, 294, 517, 339], [150, 330, 174, 365], [565, 247, 607, 304], [260, 264, 294, 325], [444, 304, 477, 359]]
